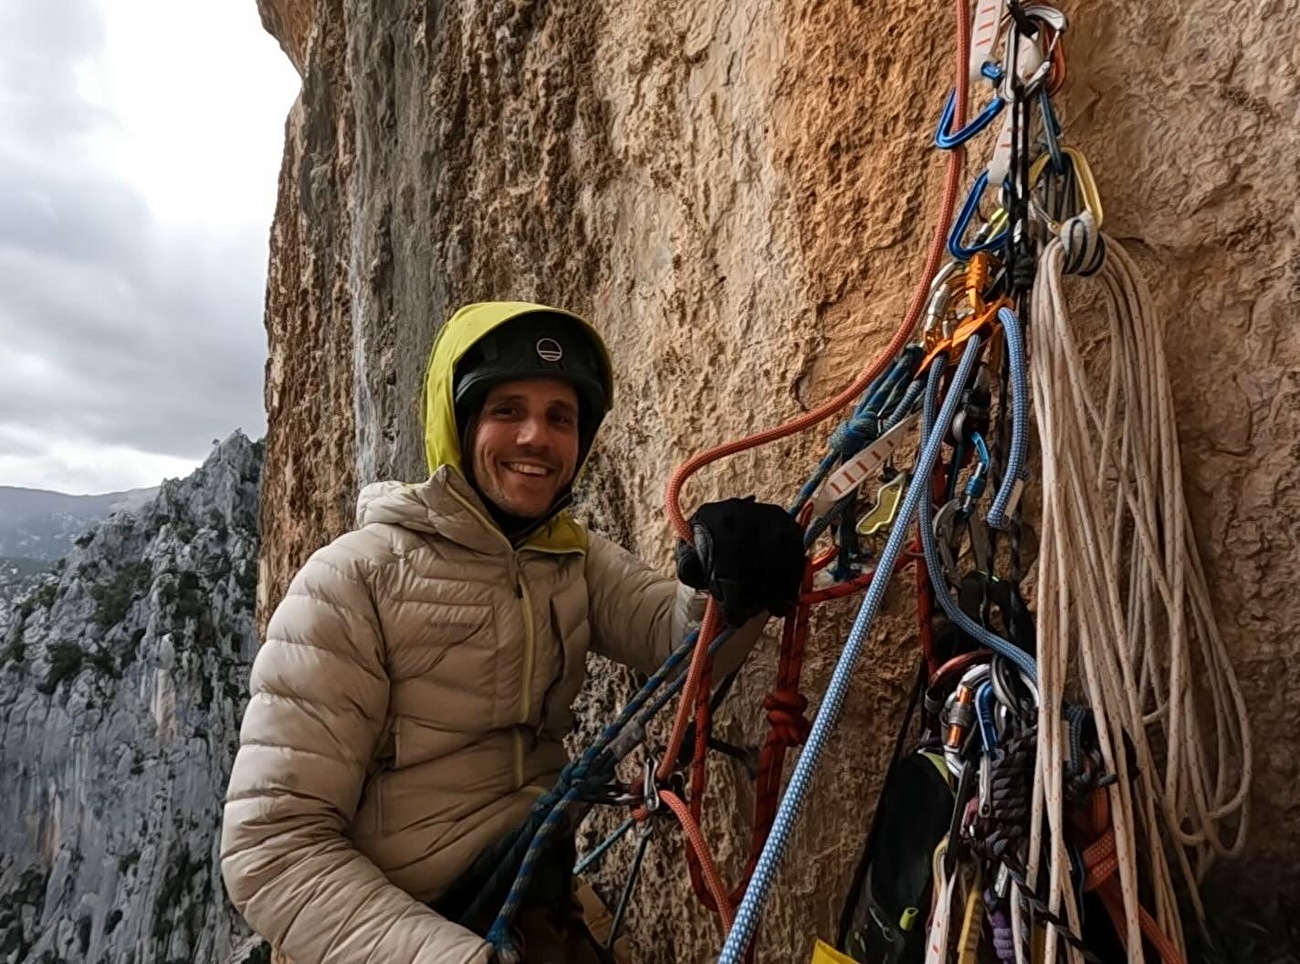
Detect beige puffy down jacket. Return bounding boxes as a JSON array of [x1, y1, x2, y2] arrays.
[[220, 468, 755, 964]]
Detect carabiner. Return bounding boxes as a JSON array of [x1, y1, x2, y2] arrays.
[[963, 433, 992, 510], [964, 251, 992, 314], [935, 89, 1005, 150], [923, 261, 962, 349], [948, 171, 1008, 261], [642, 758, 660, 813], [1038, 86, 1064, 174], [975, 681, 1000, 752], [934, 62, 1007, 151], [1029, 145, 1104, 231]]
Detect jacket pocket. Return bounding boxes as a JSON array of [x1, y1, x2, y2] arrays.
[[386, 600, 494, 681]]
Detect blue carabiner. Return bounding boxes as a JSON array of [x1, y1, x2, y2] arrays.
[[934, 62, 1007, 151], [934, 91, 1005, 150], [964, 432, 992, 508], [947, 171, 1008, 261], [1038, 86, 1065, 174], [976, 680, 1000, 750]]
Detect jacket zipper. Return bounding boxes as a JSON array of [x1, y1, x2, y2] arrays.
[[512, 555, 535, 714], [443, 484, 578, 791], [501, 550, 533, 795]]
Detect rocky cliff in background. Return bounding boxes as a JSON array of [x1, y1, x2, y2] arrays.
[[255, 1, 1298, 960], [0, 433, 266, 964]]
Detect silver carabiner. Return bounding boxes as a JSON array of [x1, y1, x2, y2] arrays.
[[642, 758, 660, 813], [933, 499, 965, 586]]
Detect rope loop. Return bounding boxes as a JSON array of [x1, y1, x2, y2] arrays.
[[1060, 209, 1106, 275]]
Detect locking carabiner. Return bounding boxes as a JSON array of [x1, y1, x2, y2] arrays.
[[963, 433, 992, 511], [948, 171, 1009, 261]]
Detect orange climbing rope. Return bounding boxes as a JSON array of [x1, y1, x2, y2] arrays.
[[1075, 789, 1187, 964]]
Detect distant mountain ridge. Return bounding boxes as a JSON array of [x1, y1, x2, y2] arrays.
[[0, 485, 159, 561]]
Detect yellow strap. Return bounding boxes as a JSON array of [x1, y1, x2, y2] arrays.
[[955, 867, 985, 964], [810, 939, 858, 964]]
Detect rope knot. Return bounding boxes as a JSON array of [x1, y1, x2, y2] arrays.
[[1060, 210, 1105, 276], [829, 415, 877, 457], [763, 691, 811, 745]]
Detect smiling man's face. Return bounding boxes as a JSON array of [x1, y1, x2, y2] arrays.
[[469, 378, 581, 520]]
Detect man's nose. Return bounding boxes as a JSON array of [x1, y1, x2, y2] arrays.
[[516, 414, 549, 447]]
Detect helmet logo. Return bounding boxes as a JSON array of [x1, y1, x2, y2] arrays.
[[536, 338, 564, 362]]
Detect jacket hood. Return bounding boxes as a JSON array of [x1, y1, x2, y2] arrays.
[[421, 301, 614, 477], [418, 301, 614, 552]]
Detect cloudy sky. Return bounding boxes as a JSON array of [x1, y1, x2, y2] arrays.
[[0, 0, 300, 494]]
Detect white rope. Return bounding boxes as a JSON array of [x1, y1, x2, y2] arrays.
[[1028, 212, 1253, 962]]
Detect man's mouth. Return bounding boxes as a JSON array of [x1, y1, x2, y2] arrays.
[[503, 461, 554, 478]]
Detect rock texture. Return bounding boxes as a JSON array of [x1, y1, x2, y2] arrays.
[[0, 434, 266, 964], [254, 1, 1299, 961]]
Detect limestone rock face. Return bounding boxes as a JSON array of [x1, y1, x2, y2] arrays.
[[255, 1, 1298, 960], [0, 434, 266, 964]]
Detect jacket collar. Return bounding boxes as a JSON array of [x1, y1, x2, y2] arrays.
[[355, 466, 589, 556]]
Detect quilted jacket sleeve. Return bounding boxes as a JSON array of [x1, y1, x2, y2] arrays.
[[585, 533, 768, 679], [220, 530, 491, 964]]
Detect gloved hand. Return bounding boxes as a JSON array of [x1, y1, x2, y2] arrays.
[[674, 496, 807, 627]]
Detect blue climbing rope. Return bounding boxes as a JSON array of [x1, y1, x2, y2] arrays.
[[986, 306, 1030, 529], [485, 785, 585, 950], [482, 621, 742, 954], [477, 625, 733, 950], [790, 348, 923, 517], [718, 337, 985, 963], [917, 356, 1037, 680]]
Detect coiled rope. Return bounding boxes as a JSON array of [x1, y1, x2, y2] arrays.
[[1028, 212, 1253, 963]]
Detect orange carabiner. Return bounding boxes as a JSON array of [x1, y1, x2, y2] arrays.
[[1047, 34, 1066, 93], [920, 261, 1005, 373], [965, 252, 991, 315], [919, 297, 1009, 374], [950, 297, 1011, 354]]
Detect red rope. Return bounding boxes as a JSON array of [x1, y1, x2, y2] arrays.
[[1075, 789, 1186, 964], [683, 566, 817, 914], [659, 789, 736, 931]]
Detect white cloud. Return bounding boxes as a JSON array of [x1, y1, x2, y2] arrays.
[[0, 424, 203, 494], [0, 0, 300, 495], [92, 0, 296, 230]]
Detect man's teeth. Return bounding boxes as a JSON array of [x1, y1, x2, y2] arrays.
[[506, 462, 550, 476]]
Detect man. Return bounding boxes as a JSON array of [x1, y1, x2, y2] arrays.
[[220, 301, 805, 963]]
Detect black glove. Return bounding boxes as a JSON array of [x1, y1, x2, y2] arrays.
[[674, 496, 806, 627]]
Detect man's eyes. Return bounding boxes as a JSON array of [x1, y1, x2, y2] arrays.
[[487, 403, 576, 427]]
